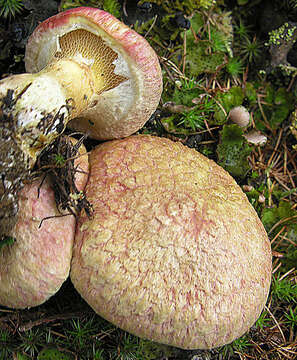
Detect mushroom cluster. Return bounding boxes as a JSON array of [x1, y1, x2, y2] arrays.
[[0, 7, 272, 351]]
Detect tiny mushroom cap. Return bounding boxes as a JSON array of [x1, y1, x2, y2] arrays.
[[229, 105, 250, 128], [71, 135, 272, 350], [0, 138, 89, 309], [24, 7, 163, 140], [244, 130, 268, 146]]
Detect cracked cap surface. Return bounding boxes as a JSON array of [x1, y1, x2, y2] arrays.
[[71, 135, 272, 349]]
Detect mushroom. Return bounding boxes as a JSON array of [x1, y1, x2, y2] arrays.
[[70, 135, 272, 350], [244, 130, 268, 146], [0, 7, 162, 165], [229, 105, 250, 128], [0, 138, 89, 309]]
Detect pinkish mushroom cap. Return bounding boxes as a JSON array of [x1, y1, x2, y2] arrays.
[[70, 135, 272, 350], [25, 7, 163, 140], [0, 139, 89, 309]]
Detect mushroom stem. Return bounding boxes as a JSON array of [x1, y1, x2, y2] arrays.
[[0, 58, 95, 164]]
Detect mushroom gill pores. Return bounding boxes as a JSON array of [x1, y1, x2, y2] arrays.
[[0, 7, 162, 166], [70, 135, 272, 350]]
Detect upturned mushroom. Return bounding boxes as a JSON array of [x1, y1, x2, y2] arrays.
[[70, 135, 272, 350], [0, 7, 162, 165], [0, 138, 89, 309]]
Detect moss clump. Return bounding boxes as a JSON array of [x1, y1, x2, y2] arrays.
[[213, 86, 245, 124], [37, 347, 74, 359], [253, 85, 294, 130], [138, 0, 216, 14], [185, 36, 226, 76], [60, 0, 121, 17], [261, 201, 297, 234], [217, 124, 252, 178], [181, 11, 233, 76]]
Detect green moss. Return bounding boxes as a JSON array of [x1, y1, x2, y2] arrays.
[[161, 96, 215, 134], [185, 39, 225, 76], [38, 347, 74, 360], [272, 87, 294, 128], [0, 0, 23, 18], [171, 86, 201, 107], [225, 56, 244, 79], [60, 0, 120, 17], [244, 82, 258, 103], [238, 36, 262, 63], [138, 0, 216, 14], [261, 200, 297, 229], [220, 335, 251, 358], [210, 27, 229, 53], [271, 274, 297, 303], [182, 11, 233, 76], [213, 86, 245, 124], [217, 124, 252, 178], [253, 85, 294, 130], [102, 0, 120, 18]]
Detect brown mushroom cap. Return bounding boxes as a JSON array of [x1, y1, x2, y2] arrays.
[[0, 139, 89, 309], [70, 135, 272, 349], [25, 7, 163, 140]]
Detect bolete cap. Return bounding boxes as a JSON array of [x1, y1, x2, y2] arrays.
[[25, 7, 163, 140], [0, 138, 89, 309], [70, 135, 272, 349]]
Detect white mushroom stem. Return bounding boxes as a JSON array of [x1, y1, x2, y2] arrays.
[[0, 58, 96, 163]]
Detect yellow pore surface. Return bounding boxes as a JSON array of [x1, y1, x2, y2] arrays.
[[55, 29, 127, 94]]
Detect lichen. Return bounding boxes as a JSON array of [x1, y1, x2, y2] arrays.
[[266, 21, 297, 68], [267, 22, 297, 46]]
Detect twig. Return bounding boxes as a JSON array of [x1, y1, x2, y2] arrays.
[[18, 311, 93, 332]]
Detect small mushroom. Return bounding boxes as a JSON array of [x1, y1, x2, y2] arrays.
[[0, 138, 89, 309], [229, 105, 250, 128], [0, 7, 162, 164], [244, 130, 267, 146], [70, 135, 272, 350]]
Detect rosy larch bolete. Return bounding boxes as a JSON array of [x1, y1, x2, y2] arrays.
[[70, 134, 272, 350], [0, 138, 89, 308], [0, 7, 162, 164]]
